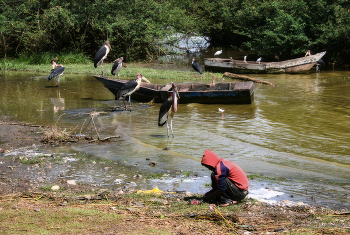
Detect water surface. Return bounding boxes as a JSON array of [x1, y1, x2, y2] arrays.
[[0, 69, 349, 210]]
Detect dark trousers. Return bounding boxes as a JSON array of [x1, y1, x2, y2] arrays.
[[211, 173, 248, 204]]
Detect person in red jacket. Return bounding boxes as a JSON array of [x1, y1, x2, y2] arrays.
[[201, 149, 249, 206]]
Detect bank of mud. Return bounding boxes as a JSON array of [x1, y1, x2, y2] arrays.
[[1, 118, 350, 234]]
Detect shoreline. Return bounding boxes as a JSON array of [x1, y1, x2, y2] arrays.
[[1, 119, 350, 234], [0, 117, 347, 210]]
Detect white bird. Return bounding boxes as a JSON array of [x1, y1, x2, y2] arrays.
[[218, 108, 226, 118], [243, 56, 247, 63], [256, 57, 262, 64], [214, 50, 222, 56]]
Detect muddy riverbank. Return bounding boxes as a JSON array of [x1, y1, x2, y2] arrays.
[[1, 117, 350, 234]]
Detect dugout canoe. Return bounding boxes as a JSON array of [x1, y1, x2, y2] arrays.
[[204, 51, 326, 74], [93, 75, 254, 104]]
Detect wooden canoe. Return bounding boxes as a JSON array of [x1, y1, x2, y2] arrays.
[[204, 51, 326, 74], [93, 75, 254, 104]]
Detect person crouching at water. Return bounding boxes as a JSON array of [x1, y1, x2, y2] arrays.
[[201, 150, 249, 206]]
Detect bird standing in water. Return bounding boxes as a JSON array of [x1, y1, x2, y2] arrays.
[[116, 73, 150, 110], [158, 83, 180, 138], [111, 57, 124, 78], [191, 58, 202, 74], [48, 59, 65, 84], [94, 41, 111, 76], [218, 108, 226, 119]]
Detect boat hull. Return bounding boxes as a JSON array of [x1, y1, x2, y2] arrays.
[[93, 76, 254, 104], [204, 51, 326, 74]]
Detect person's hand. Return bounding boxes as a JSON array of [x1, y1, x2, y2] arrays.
[[203, 195, 209, 202]]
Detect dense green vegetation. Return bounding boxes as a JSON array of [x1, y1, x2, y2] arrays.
[[1, 0, 350, 64]]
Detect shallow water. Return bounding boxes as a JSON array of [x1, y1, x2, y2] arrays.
[[0, 69, 349, 210]]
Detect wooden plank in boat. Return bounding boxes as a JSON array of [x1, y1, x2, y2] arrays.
[[234, 81, 254, 91]]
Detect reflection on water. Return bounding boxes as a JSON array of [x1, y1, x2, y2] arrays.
[[1, 70, 350, 210]]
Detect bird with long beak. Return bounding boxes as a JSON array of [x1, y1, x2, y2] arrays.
[[192, 58, 202, 74], [111, 57, 124, 78], [116, 73, 150, 110], [158, 83, 180, 138], [94, 41, 111, 76], [48, 60, 65, 84]]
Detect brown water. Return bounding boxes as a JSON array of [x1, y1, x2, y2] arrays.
[[1, 69, 349, 210]]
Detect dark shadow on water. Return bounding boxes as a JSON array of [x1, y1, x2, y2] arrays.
[[149, 134, 168, 138]]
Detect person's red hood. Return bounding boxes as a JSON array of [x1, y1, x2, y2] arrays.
[[201, 150, 222, 168]]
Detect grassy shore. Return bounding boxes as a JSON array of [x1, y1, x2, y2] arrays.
[[0, 57, 222, 81], [1, 184, 349, 235]]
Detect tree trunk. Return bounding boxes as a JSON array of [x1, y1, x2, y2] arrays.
[[223, 72, 276, 86]]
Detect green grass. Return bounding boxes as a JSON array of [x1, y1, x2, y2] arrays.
[[203, 183, 211, 188], [144, 172, 169, 179], [0, 55, 223, 81], [182, 171, 192, 178], [247, 173, 287, 182], [0, 193, 348, 234], [0, 206, 121, 234]]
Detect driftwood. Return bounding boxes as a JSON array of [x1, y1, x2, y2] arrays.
[[223, 72, 276, 86]]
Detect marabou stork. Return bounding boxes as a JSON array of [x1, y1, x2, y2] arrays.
[[191, 58, 202, 74], [256, 57, 262, 64], [48, 60, 65, 84], [116, 73, 150, 110], [158, 83, 180, 138], [94, 41, 111, 76], [214, 50, 222, 56], [111, 57, 124, 78]]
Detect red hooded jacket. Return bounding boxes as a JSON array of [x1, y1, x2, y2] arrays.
[[201, 150, 249, 192]]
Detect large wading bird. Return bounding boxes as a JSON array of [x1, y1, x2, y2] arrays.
[[116, 73, 150, 110], [48, 60, 65, 84], [94, 41, 111, 76], [111, 57, 124, 78], [191, 58, 202, 74], [158, 83, 180, 138]]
